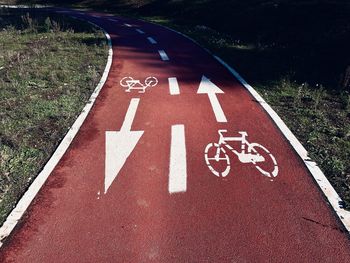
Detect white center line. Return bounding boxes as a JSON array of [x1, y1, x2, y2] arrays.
[[168, 77, 180, 95], [158, 50, 169, 61], [135, 29, 145, 34], [124, 23, 132, 27], [147, 37, 157, 44], [169, 125, 187, 194]]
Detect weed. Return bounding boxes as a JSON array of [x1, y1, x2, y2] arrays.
[[21, 12, 37, 33], [44, 16, 52, 32], [340, 66, 350, 90], [340, 91, 350, 112], [52, 20, 61, 33], [313, 85, 326, 110]]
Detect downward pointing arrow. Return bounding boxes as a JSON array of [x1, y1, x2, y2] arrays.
[[197, 75, 227, 122], [105, 98, 144, 194]]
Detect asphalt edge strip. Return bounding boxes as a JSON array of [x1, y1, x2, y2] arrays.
[[0, 13, 113, 247], [139, 19, 350, 233]]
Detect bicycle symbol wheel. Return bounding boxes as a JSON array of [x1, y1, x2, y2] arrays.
[[204, 143, 231, 177], [248, 143, 278, 178], [145, 76, 158, 87], [120, 77, 133, 87]]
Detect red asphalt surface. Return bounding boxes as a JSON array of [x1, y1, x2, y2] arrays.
[[1, 9, 350, 263]]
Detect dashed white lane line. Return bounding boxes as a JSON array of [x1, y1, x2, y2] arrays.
[[135, 29, 145, 34], [147, 37, 157, 44], [168, 77, 180, 95], [169, 125, 187, 194], [124, 23, 132, 27], [108, 18, 119, 22], [158, 50, 169, 61]]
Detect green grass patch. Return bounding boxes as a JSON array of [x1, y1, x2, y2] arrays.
[[0, 7, 108, 224]]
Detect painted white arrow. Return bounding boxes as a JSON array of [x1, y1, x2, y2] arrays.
[[105, 98, 144, 194], [197, 75, 227, 122]]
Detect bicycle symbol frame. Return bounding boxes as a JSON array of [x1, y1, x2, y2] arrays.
[[120, 76, 158, 93], [204, 130, 278, 178]]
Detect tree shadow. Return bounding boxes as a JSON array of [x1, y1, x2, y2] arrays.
[[135, 0, 350, 89]]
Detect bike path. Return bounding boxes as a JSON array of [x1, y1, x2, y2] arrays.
[[1, 9, 350, 262]]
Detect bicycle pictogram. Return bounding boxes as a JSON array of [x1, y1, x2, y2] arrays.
[[204, 129, 278, 178], [120, 76, 158, 93]]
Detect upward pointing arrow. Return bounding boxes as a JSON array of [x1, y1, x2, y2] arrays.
[[197, 75, 227, 122], [104, 98, 144, 194]]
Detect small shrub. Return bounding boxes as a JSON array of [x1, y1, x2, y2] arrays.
[[21, 12, 37, 33], [52, 20, 61, 33], [340, 66, 350, 90], [44, 17, 52, 32], [340, 91, 350, 112], [313, 84, 326, 110]]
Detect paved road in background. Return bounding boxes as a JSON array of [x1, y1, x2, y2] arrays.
[[1, 9, 350, 262]]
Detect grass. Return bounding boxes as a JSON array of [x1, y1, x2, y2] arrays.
[[0, 7, 108, 225], [255, 79, 350, 207], [1, 1, 350, 210]]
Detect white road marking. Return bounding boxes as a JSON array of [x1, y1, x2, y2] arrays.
[[109, 18, 119, 22], [120, 98, 139, 131], [120, 76, 158, 93], [147, 19, 350, 231], [147, 37, 157, 44], [197, 75, 227, 122], [204, 130, 278, 178], [158, 50, 169, 61], [105, 98, 144, 194], [124, 23, 132, 27], [214, 55, 350, 231], [91, 15, 99, 18], [135, 29, 145, 34], [168, 77, 180, 95], [169, 125, 187, 194]]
